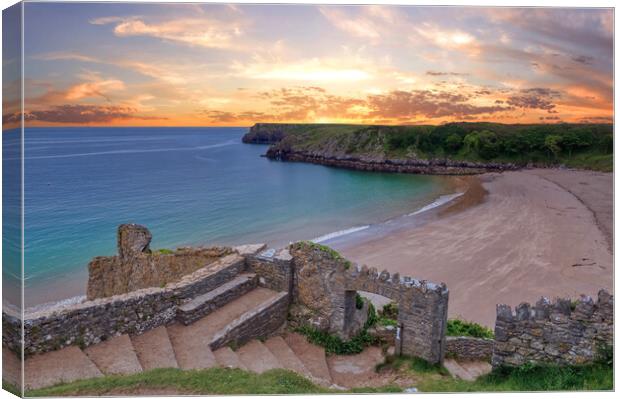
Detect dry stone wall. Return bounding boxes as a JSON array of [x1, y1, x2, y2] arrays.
[[492, 290, 613, 367], [87, 224, 233, 299], [9, 253, 247, 356], [446, 336, 494, 361]]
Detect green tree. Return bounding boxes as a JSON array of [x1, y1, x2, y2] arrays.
[[477, 130, 500, 159], [444, 133, 463, 153], [544, 135, 563, 159], [463, 132, 481, 155]]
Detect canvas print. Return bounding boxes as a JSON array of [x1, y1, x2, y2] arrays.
[[1, 1, 614, 396]]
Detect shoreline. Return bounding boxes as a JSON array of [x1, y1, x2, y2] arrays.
[[336, 168, 613, 327], [16, 176, 463, 314]]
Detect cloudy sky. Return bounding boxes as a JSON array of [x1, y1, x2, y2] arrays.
[[4, 3, 614, 126]]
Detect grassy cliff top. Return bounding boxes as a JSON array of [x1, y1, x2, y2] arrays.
[[246, 122, 612, 172]]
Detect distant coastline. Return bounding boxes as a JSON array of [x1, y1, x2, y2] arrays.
[[242, 122, 613, 173]]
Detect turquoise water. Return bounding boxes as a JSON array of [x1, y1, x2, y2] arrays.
[[6, 127, 451, 307]]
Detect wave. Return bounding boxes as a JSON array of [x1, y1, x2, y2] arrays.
[[311, 225, 371, 243], [7, 140, 239, 161], [406, 192, 464, 217], [25, 295, 87, 316], [311, 192, 464, 244]]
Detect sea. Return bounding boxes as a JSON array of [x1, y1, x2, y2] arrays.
[[2, 127, 459, 310]]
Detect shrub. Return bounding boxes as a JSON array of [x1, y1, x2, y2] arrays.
[[446, 319, 494, 339], [295, 325, 376, 355]]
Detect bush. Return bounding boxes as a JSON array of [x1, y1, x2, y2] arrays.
[[355, 293, 364, 310], [295, 325, 376, 355], [380, 302, 399, 319], [446, 319, 494, 339]]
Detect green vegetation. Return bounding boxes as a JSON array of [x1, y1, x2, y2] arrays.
[[295, 297, 379, 355], [446, 319, 494, 339], [355, 293, 364, 309], [290, 241, 352, 269], [418, 362, 613, 392], [19, 344, 614, 395], [270, 122, 613, 172], [377, 354, 449, 376], [25, 368, 327, 396], [377, 302, 398, 327], [2, 380, 21, 396], [154, 248, 174, 255]]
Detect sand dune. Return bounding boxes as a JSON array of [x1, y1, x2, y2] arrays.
[[339, 169, 613, 327]]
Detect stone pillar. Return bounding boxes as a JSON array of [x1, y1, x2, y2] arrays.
[[117, 224, 152, 260]]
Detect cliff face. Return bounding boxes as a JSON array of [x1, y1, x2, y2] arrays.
[[87, 224, 233, 299], [243, 123, 518, 175], [241, 123, 296, 144]]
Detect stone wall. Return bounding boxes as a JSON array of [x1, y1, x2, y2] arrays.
[[87, 224, 233, 299], [210, 292, 289, 350], [446, 337, 494, 361], [10, 253, 247, 356], [492, 290, 613, 367], [246, 247, 294, 293], [287, 242, 449, 364], [345, 264, 449, 364]]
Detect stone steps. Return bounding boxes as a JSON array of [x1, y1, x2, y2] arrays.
[[443, 358, 491, 381], [131, 326, 179, 371], [263, 336, 310, 378], [284, 332, 333, 386], [176, 273, 258, 325], [213, 346, 246, 370], [24, 346, 103, 390], [167, 323, 217, 370], [236, 339, 283, 374], [84, 334, 143, 375]]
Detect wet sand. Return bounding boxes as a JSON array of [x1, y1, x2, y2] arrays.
[[339, 169, 613, 327]]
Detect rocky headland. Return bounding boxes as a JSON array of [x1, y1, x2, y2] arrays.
[[243, 123, 520, 175]]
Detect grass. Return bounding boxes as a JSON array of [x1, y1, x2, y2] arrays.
[[2, 380, 21, 397], [154, 248, 174, 255], [418, 362, 613, 392], [446, 319, 494, 339], [18, 354, 614, 395], [23, 367, 401, 396], [26, 368, 327, 396]]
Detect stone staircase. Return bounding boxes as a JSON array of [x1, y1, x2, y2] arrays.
[[22, 324, 345, 391], [17, 246, 390, 391], [19, 259, 373, 391]]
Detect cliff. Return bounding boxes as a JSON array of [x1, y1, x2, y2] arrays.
[[241, 122, 612, 173]]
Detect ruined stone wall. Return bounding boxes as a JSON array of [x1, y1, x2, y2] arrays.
[[246, 248, 294, 293], [9, 254, 247, 356], [446, 337, 494, 361], [282, 242, 449, 363], [345, 265, 449, 364], [87, 224, 233, 299], [492, 290, 613, 367]]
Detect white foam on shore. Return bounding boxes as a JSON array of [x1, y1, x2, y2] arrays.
[[311, 225, 371, 243], [24, 295, 87, 316], [312, 192, 464, 244], [406, 192, 464, 217]]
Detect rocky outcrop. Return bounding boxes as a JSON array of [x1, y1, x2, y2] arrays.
[[87, 224, 233, 299], [265, 149, 517, 175], [243, 123, 519, 175], [241, 123, 298, 144]]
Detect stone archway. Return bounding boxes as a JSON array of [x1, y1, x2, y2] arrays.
[[285, 242, 449, 364]]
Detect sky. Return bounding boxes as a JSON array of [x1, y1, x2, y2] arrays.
[[2, 3, 614, 127]]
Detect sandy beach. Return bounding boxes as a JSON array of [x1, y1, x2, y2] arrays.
[[338, 169, 613, 327]]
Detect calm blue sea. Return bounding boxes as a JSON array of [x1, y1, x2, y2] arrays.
[[4, 127, 453, 308]]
